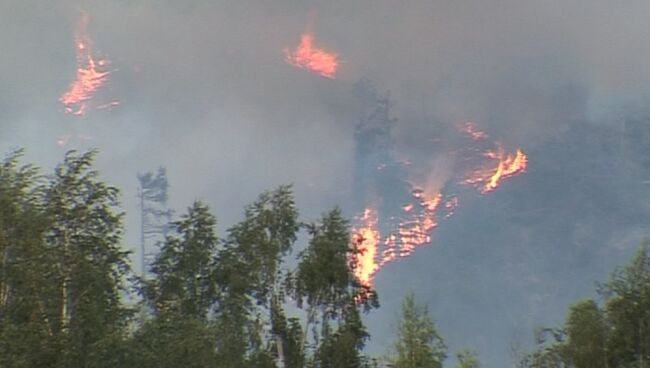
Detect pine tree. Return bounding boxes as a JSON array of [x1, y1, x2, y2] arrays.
[[390, 292, 446, 368]]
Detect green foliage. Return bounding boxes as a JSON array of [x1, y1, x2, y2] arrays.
[[455, 349, 480, 368], [289, 208, 378, 367], [519, 242, 650, 368], [0, 151, 389, 368], [227, 184, 299, 304], [128, 315, 217, 368], [314, 304, 370, 368], [145, 201, 218, 319], [294, 208, 356, 314], [0, 150, 133, 368], [519, 328, 568, 368], [565, 300, 607, 368], [390, 291, 446, 368], [45, 151, 133, 367], [214, 186, 301, 366], [0, 150, 56, 367], [599, 242, 650, 368]]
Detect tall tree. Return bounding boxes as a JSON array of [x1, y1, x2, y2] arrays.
[[43, 150, 132, 367], [564, 300, 607, 368], [0, 150, 56, 367], [133, 202, 220, 368], [215, 185, 299, 367], [144, 201, 218, 319], [390, 291, 446, 368], [291, 208, 378, 365]]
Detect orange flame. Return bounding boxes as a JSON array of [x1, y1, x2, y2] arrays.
[[285, 33, 338, 79], [391, 190, 441, 259], [464, 146, 528, 194], [351, 122, 529, 288], [352, 191, 456, 287], [59, 12, 117, 116], [352, 208, 380, 287]]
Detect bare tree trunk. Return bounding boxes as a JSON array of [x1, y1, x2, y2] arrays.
[[61, 230, 71, 335], [301, 303, 318, 359]]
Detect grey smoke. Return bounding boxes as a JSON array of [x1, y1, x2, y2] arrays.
[[3, 1, 650, 366]]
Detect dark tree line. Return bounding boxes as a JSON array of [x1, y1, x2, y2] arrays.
[[518, 243, 650, 368], [0, 150, 380, 368], [5, 149, 649, 368]]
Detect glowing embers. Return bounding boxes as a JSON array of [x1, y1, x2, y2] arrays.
[[460, 121, 489, 141], [463, 146, 528, 194], [60, 12, 118, 116], [285, 33, 338, 79], [385, 190, 455, 261]]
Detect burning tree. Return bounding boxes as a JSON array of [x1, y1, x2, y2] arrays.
[[350, 81, 528, 289]]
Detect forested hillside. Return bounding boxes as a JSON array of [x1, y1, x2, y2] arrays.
[[1, 150, 649, 368]]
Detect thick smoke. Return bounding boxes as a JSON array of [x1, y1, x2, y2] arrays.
[[2, 1, 650, 366]]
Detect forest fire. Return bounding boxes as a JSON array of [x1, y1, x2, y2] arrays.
[[352, 208, 380, 287], [463, 146, 528, 194], [352, 190, 458, 287], [59, 12, 117, 116], [285, 33, 338, 79], [351, 120, 527, 288]]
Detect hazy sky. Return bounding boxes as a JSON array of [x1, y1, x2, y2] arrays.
[[3, 1, 650, 366]]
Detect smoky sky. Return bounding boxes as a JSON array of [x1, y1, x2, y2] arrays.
[[3, 1, 650, 366]]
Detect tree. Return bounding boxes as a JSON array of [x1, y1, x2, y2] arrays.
[[599, 242, 650, 368], [43, 150, 132, 367], [291, 208, 378, 363], [133, 202, 220, 368], [516, 243, 650, 368], [314, 303, 372, 368], [0, 150, 57, 367], [214, 185, 300, 367], [564, 300, 607, 368], [390, 291, 446, 368], [518, 328, 568, 368], [144, 201, 218, 319], [455, 349, 480, 368], [127, 314, 217, 368]]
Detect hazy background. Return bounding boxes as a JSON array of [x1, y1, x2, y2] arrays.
[[3, 1, 650, 366]]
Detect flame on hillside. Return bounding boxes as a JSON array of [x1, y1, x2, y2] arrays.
[[285, 33, 338, 79], [352, 121, 527, 287], [59, 12, 118, 116], [463, 146, 528, 194]]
